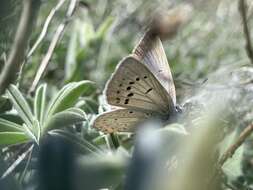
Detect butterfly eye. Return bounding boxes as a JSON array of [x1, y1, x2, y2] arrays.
[[116, 90, 120, 94], [135, 77, 140, 81], [126, 87, 131, 91], [116, 97, 120, 103], [144, 76, 147, 79], [127, 93, 134, 97], [119, 84, 123, 87], [129, 81, 134, 85], [129, 111, 133, 114]]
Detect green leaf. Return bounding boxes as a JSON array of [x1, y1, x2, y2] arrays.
[[32, 119, 41, 143], [220, 130, 243, 180], [222, 145, 244, 181], [49, 129, 102, 154], [78, 98, 98, 114], [22, 123, 38, 144], [46, 81, 95, 117], [7, 85, 34, 128], [0, 113, 24, 125], [34, 84, 47, 124], [0, 118, 24, 132], [0, 132, 30, 146], [43, 108, 86, 131]]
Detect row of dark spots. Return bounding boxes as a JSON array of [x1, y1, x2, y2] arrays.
[[116, 76, 148, 105], [117, 75, 147, 88], [128, 110, 151, 117], [116, 97, 129, 104]]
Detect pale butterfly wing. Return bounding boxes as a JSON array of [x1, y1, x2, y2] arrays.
[[93, 109, 153, 133], [133, 32, 176, 104], [105, 56, 174, 115]]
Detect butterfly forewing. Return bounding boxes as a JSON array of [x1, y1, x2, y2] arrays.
[[93, 109, 153, 133], [93, 32, 177, 133], [105, 56, 174, 115], [133, 32, 176, 104]]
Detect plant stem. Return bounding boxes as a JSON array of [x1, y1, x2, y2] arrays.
[[219, 123, 253, 166], [0, 0, 41, 95], [29, 0, 78, 94]]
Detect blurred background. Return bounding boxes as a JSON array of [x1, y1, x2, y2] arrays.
[[1, 0, 253, 189]]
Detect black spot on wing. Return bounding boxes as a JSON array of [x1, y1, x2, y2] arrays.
[[145, 88, 153, 94], [124, 99, 129, 104]]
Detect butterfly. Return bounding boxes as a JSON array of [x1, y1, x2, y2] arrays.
[[93, 32, 181, 133]]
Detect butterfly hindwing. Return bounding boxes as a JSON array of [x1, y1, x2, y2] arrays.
[[93, 109, 153, 133], [105, 56, 174, 115], [133, 32, 176, 104]]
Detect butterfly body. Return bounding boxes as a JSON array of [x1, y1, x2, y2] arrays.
[[93, 31, 179, 133]]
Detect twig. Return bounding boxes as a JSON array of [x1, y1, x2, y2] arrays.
[[29, 23, 65, 93], [29, 0, 78, 93], [209, 124, 253, 186], [219, 123, 253, 166], [18, 0, 66, 88], [239, 0, 253, 64], [26, 0, 66, 59], [0, 0, 41, 95]]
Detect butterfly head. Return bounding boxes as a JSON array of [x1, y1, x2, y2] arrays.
[[175, 105, 183, 114]]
